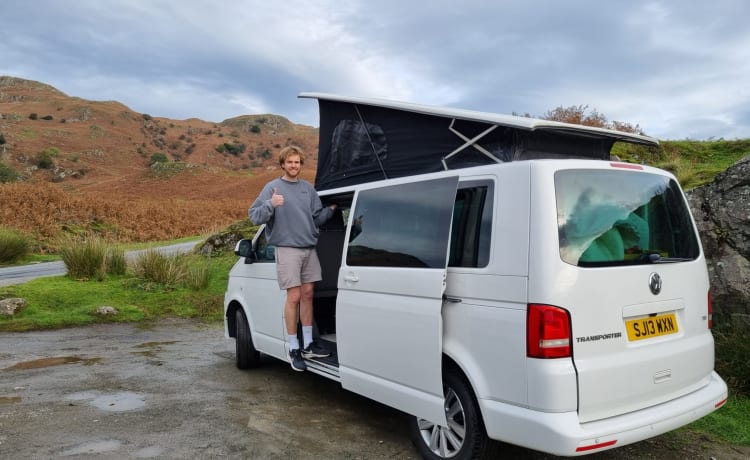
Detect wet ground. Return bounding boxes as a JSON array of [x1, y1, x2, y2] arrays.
[[1, 319, 747, 459], [0, 319, 416, 459]]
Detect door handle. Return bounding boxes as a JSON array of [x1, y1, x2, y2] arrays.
[[443, 295, 462, 303], [343, 273, 359, 283]]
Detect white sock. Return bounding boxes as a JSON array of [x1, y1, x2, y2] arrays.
[[288, 334, 299, 351], [302, 326, 313, 348]]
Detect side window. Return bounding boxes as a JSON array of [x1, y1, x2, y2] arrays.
[[253, 226, 276, 262], [346, 177, 457, 268], [449, 181, 493, 268]]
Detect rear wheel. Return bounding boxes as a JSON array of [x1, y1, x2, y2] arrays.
[[408, 371, 495, 460], [235, 308, 260, 369]]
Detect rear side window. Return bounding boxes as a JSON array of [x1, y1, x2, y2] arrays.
[[449, 181, 493, 268], [556, 169, 700, 267]]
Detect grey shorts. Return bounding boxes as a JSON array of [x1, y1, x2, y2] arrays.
[[275, 246, 322, 290]]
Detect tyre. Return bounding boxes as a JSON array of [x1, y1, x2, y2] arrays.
[[235, 308, 260, 369], [408, 371, 496, 460]]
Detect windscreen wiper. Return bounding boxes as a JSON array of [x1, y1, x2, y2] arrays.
[[636, 252, 692, 264]]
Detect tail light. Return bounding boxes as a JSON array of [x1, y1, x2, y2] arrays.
[[527, 304, 572, 358], [707, 290, 713, 329]]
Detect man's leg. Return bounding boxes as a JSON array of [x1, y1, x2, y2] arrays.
[[285, 286, 302, 338], [284, 286, 306, 371], [299, 282, 314, 328], [299, 281, 331, 358]]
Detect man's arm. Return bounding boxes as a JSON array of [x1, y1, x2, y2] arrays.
[[249, 185, 276, 225], [311, 192, 336, 227]]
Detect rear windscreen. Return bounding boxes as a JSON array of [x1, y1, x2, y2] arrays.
[[555, 169, 700, 267]]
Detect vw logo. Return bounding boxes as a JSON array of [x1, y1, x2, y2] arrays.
[[649, 272, 662, 295]]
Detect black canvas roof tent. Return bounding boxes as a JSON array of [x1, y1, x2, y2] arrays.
[[299, 92, 659, 191]]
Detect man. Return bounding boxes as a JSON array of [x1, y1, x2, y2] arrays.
[[249, 146, 335, 371]]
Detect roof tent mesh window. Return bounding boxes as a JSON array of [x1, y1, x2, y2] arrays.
[[324, 119, 388, 176]]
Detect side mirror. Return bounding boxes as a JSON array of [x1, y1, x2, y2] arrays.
[[234, 239, 256, 263]]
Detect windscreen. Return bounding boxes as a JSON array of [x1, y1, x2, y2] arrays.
[[556, 169, 700, 267]]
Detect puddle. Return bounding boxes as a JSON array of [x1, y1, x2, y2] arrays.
[[59, 439, 122, 456], [3, 356, 101, 370], [133, 446, 165, 458], [134, 341, 178, 349], [131, 341, 178, 358], [0, 396, 22, 404], [65, 391, 146, 411]]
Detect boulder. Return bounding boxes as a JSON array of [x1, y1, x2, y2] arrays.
[[0, 297, 27, 316], [687, 155, 750, 318], [196, 220, 259, 256]]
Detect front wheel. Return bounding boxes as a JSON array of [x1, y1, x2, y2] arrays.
[[408, 371, 496, 460], [235, 308, 260, 369]]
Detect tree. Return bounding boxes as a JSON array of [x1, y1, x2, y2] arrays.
[[542, 105, 607, 128], [542, 105, 644, 135]]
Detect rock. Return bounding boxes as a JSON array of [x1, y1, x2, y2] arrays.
[[95, 306, 119, 315], [196, 220, 259, 256], [0, 298, 27, 316], [687, 155, 750, 318]]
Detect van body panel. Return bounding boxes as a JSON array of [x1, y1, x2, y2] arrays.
[[227, 257, 286, 356], [527, 161, 716, 422], [442, 298, 527, 404], [336, 175, 459, 426], [525, 358, 578, 412], [480, 370, 726, 456]]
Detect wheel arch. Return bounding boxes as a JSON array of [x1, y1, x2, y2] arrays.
[[442, 353, 489, 429], [226, 299, 244, 338]]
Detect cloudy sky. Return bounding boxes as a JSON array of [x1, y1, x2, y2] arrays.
[[2, 0, 748, 140]]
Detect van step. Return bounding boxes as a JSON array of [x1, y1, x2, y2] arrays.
[[304, 338, 339, 380]]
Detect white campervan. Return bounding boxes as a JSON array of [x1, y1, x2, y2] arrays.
[[224, 94, 727, 459]]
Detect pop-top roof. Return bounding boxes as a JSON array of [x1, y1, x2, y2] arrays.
[[299, 92, 658, 191]]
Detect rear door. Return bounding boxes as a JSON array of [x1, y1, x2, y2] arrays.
[[538, 164, 713, 422], [336, 175, 459, 426]]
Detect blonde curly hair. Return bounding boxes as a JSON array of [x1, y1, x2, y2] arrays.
[[278, 146, 305, 166]]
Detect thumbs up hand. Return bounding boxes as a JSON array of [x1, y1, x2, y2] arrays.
[[270, 188, 284, 208]]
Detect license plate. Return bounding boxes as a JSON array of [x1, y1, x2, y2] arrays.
[[626, 313, 678, 341]]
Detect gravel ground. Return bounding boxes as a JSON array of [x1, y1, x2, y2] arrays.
[[0, 319, 747, 459]]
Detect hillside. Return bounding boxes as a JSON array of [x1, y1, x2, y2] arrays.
[[0, 76, 318, 248], [2, 76, 749, 250]]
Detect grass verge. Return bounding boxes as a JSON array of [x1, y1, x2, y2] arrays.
[[0, 254, 236, 332], [683, 394, 750, 445]]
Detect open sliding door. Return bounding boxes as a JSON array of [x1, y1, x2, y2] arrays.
[[336, 175, 459, 426]]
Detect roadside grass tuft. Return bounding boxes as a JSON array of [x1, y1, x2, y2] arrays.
[[58, 237, 124, 281], [0, 227, 30, 264], [131, 249, 186, 286], [130, 250, 212, 291]]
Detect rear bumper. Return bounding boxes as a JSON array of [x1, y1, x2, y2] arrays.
[[480, 371, 727, 456]]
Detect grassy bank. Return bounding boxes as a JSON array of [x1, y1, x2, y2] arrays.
[[0, 253, 235, 332]]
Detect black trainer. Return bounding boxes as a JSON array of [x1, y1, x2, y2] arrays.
[[302, 340, 331, 358], [289, 348, 306, 371]]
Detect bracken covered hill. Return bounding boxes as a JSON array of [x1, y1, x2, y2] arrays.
[[0, 76, 319, 248]]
